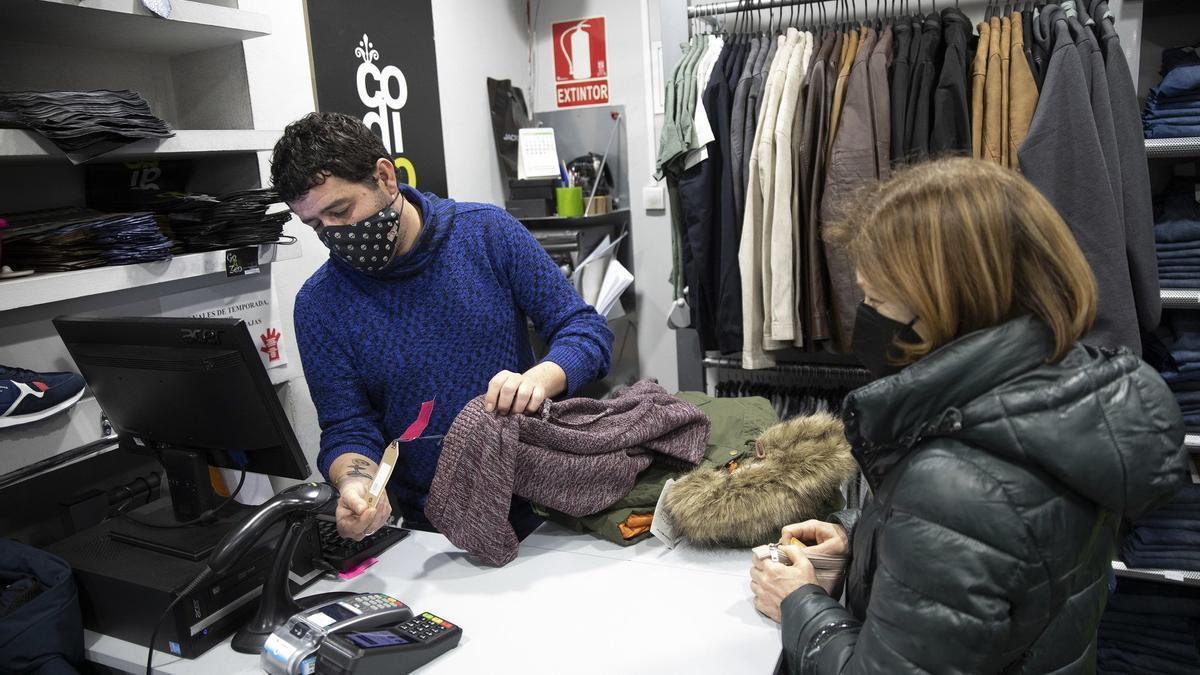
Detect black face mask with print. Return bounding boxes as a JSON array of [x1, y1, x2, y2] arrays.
[[317, 190, 404, 276], [851, 302, 922, 379]]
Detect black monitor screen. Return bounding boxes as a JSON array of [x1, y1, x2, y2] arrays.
[[53, 316, 309, 480]]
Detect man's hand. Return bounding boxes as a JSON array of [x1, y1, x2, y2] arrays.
[[750, 545, 817, 623], [329, 454, 392, 540], [780, 520, 849, 556], [485, 362, 567, 416]]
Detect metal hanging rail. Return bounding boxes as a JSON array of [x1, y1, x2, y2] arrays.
[[1161, 288, 1200, 309], [688, 0, 827, 19], [702, 356, 873, 382], [1145, 137, 1200, 160]]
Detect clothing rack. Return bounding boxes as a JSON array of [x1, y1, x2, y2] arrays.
[[1145, 137, 1200, 159], [702, 356, 873, 384], [688, 0, 825, 19]]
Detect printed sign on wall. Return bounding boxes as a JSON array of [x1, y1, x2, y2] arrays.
[[553, 16, 609, 108], [305, 0, 448, 197], [160, 278, 290, 371]]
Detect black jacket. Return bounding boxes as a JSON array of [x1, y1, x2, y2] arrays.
[[780, 316, 1189, 674], [903, 13, 942, 162], [930, 7, 972, 155], [0, 540, 84, 675]]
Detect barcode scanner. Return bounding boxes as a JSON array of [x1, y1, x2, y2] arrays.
[[209, 482, 337, 575], [147, 482, 348, 674]]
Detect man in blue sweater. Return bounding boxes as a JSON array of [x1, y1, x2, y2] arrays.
[[272, 113, 613, 540]]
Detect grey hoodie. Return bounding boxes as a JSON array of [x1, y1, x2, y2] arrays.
[[1018, 5, 1140, 354]]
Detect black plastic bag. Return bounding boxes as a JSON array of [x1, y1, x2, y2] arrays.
[[487, 78, 532, 198]]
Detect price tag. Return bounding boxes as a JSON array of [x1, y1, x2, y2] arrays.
[[650, 478, 681, 549], [368, 441, 398, 509]]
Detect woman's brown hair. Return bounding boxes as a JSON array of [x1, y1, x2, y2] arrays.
[[828, 158, 1098, 364]]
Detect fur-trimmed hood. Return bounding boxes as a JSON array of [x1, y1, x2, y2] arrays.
[[665, 411, 856, 548]]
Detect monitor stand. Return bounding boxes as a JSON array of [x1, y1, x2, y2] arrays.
[[108, 446, 251, 561], [108, 499, 252, 561]]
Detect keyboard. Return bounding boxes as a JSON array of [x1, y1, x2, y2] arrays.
[[314, 515, 410, 573]]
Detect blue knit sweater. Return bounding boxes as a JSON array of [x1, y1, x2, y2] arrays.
[[294, 185, 613, 514]]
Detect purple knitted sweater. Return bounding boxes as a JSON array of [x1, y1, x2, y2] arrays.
[[425, 380, 710, 565]]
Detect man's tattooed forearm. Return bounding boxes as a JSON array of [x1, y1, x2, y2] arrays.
[[342, 458, 375, 482]]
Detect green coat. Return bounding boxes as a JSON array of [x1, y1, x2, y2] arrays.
[[538, 392, 779, 545]]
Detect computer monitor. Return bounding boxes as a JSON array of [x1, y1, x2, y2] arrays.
[[53, 316, 311, 558]]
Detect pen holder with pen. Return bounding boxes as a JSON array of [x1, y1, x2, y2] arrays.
[[555, 187, 584, 217]]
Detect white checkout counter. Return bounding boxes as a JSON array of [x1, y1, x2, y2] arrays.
[[83, 522, 783, 674]]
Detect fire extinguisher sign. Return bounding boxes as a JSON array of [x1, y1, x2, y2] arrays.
[[552, 16, 609, 108]]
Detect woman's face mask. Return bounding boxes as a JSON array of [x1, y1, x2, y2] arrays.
[[851, 302, 921, 378], [316, 190, 404, 275]]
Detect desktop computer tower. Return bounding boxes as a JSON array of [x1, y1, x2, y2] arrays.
[[47, 507, 323, 659]]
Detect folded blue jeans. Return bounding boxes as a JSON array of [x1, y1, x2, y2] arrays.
[[1097, 632, 1200, 663], [1158, 245, 1200, 258], [1174, 394, 1200, 409], [1145, 108, 1200, 122], [1102, 609, 1199, 632], [1147, 95, 1200, 109], [1101, 617, 1198, 643], [1098, 647, 1200, 675], [1147, 124, 1200, 139], [1158, 241, 1200, 252], [1157, 220, 1200, 245], [1131, 527, 1200, 547], [1121, 552, 1200, 571], [1155, 64, 1200, 98], [1161, 46, 1200, 74]]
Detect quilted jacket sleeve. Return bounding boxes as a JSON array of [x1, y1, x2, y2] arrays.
[[827, 509, 860, 543], [780, 442, 1042, 674]]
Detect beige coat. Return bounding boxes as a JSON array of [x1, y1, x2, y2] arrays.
[[766, 29, 813, 345], [739, 34, 792, 369]]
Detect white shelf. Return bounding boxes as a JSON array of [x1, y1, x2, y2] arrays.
[[1145, 137, 1200, 159], [0, 0, 271, 55], [1112, 561, 1200, 588], [0, 129, 281, 163], [0, 242, 302, 313]]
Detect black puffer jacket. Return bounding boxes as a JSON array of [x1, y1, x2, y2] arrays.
[[780, 316, 1189, 674]]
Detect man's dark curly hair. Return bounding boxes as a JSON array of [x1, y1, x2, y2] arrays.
[[270, 112, 390, 203]]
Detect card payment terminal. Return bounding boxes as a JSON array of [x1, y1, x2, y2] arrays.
[[317, 611, 463, 674], [261, 593, 411, 675]]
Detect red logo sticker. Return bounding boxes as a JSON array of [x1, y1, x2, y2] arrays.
[[259, 328, 282, 362]]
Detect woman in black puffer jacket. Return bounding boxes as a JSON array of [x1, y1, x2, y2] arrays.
[[750, 158, 1189, 674]]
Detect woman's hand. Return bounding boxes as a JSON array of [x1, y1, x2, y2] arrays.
[[780, 520, 849, 556], [750, 545, 817, 623]]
